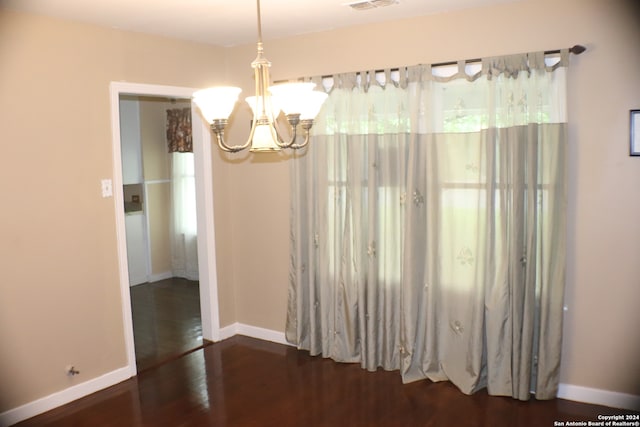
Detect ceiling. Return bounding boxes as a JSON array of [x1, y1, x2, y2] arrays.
[[2, 0, 520, 47]]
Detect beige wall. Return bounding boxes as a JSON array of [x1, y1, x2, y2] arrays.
[[145, 183, 171, 275], [140, 97, 172, 182], [0, 9, 234, 411], [0, 0, 639, 415]]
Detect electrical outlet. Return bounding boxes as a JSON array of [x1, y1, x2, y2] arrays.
[[65, 365, 80, 376]]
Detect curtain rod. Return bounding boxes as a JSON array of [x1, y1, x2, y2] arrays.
[[314, 45, 586, 79], [428, 44, 586, 68]]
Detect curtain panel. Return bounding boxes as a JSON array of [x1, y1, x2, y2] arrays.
[[287, 51, 569, 400]]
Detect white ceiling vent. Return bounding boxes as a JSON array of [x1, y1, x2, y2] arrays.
[[345, 0, 399, 11]]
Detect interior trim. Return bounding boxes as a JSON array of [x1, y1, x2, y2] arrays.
[[558, 383, 640, 411], [108, 82, 222, 374]]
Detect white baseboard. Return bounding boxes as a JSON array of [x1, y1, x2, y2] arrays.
[[235, 323, 290, 346], [217, 322, 290, 346], [217, 323, 238, 341], [0, 366, 131, 427], [148, 271, 173, 283], [558, 383, 640, 411]]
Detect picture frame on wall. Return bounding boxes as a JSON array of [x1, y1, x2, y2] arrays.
[[631, 110, 640, 156]]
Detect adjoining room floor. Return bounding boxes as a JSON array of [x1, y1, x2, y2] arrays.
[[130, 277, 206, 371]]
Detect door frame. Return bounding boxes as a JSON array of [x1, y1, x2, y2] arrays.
[[109, 82, 221, 376]]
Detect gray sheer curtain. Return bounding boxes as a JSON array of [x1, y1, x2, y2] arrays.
[[287, 51, 569, 400]]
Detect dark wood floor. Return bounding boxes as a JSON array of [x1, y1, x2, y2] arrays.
[[130, 277, 205, 371], [16, 336, 638, 426]]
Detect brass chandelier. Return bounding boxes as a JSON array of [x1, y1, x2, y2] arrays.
[[193, 0, 328, 153]]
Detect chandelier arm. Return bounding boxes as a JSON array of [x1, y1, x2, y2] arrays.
[[210, 119, 254, 153], [215, 133, 251, 153], [287, 132, 311, 150], [273, 129, 296, 148], [287, 119, 315, 150], [270, 114, 301, 148], [214, 133, 237, 153]]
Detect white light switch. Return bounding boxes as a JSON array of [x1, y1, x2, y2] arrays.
[[101, 179, 113, 198]]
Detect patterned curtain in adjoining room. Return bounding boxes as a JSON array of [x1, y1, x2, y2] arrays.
[[167, 108, 193, 153], [287, 51, 570, 401], [167, 107, 198, 280]]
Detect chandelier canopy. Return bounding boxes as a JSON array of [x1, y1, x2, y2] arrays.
[[193, 0, 328, 153]]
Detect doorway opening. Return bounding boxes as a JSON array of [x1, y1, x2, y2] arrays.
[[110, 82, 221, 377]]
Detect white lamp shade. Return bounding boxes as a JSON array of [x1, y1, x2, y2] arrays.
[[193, 86, 242, 122], [298, 91, 329, 120], [269, 82, 316, 115], [250, 123, 280, 152]]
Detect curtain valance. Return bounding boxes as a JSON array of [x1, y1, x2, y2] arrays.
[[307, 50, 568, 137], [166, 108, 193, 153]]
